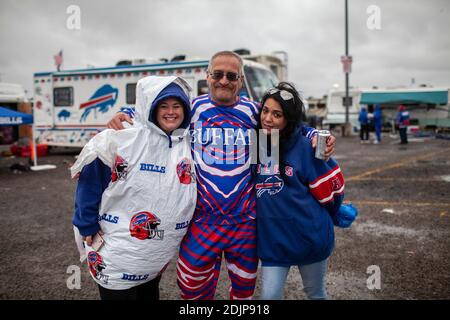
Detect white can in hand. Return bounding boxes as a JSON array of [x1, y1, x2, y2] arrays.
[[315, 130, 331, 160]]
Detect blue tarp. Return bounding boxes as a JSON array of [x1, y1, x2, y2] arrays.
[[0, 106, 33, 126], [360, 91, 448, 105]]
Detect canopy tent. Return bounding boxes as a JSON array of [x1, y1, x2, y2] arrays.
[[0, 106, 33, 125], [0, 106, 55, 171], [360, 90, 448, 105]]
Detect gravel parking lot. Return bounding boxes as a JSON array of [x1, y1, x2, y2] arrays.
[[1, 133, 449, 300]]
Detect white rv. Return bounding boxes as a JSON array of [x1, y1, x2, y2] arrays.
[[33, 58, 279, 147], [322, 88, 361, 131], [322, 86, 450, 132]]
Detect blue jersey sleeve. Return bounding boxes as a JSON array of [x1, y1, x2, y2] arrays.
[[72, 158, 111, 237], [304, 154, 345, 219], [119, 106, 135, 118], [302, 126, 318, 140]]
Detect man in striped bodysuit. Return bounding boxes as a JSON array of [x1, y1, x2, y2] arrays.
[[175, 51, 330, 300]]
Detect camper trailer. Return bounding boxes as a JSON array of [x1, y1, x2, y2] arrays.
[[239, 51, 287, 81], [359, 87, 450, 130], [322, 86, 450, 132], [33, 57, 279, 147], [322, 88, 361, 132]]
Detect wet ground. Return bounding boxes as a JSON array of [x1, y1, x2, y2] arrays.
[[0, 132, 449, 300]]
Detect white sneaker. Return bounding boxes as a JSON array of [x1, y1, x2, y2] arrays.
[[373, 140, 379, 144]]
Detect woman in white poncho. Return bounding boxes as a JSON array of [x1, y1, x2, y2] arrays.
[[71, 76, 197, 300]]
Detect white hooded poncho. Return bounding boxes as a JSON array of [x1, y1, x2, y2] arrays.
[[71, 76, 197, 290]]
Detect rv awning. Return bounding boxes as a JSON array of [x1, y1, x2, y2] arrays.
[[360, 91, 448, 105], [0, 106, 33, 126]]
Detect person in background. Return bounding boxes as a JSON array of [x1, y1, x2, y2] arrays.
[[373, 104, 382, 144], [255, 82, 357, 300], [71, 76, 197, 300], [396, 104, 410, 144], [358, 107, 369, 143]]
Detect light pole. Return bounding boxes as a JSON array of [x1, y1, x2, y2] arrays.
[[344, 0, 350, 133]]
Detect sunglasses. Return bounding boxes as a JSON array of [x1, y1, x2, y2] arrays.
[[268, 88, 294, 101], [208, 71, 241, 82]]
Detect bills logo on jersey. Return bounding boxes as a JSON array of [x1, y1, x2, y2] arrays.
[[331, 176, 343, 191], [111, 155, 128, 182], [255, 176, 284, 198], [176, 158, 195, 184], [130, 211, 164, 240], [285, 166, 294, 177], [257, 164, 294, 177], [87, 251, 109, 284]]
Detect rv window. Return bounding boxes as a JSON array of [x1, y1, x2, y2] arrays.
[[197, 80, 208, 96], [269, 65, 279, 77], [126, 83, 137, 104], [54, 87, 73, 106], [342, 96, 353, 107]]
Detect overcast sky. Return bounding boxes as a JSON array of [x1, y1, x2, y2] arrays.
[[1, 0, 449, 98]]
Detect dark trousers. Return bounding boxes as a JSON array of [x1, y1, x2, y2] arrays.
[[98, 275, 162, 300], [399, 127, 408, 144], [360, 124, 369, 141]]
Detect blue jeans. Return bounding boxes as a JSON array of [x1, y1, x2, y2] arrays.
[[260, 259, 328, 300], [375, 124, 382, 142]]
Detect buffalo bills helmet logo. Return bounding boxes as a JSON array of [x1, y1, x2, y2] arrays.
[[176, 158, 195, 184], [111, 155, 128, 182], [130, 211, 164, 240], [87, 251, 107, 279], [255, 175, 284, 198]]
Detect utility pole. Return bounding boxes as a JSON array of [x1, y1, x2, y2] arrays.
[[345, 0, 350, 131], [340, 0, 353, 136]]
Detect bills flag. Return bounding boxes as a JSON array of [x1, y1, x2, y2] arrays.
[[54, 50, 63, 71]]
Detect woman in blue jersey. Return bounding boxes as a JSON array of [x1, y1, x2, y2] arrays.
[[254, 82, 357, 300]]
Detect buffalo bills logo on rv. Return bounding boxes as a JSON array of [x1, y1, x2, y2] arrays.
[[111, 155, 128, 182], [79, 84, 118, 122], [57, 109, 71, 121], [129, 212, 164, 240], [176, 158, 195, 184], [87, 251, 109, 284], [255, 175, 284, 198]]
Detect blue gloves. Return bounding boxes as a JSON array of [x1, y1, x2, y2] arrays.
[[334, 203, 358, 228]]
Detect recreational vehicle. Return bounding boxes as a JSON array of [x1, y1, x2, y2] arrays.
[[33, 57, 279, 147], [323, 86, 450, 132], [322, 88, 361, 132], [359, 87, 450, 130]]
